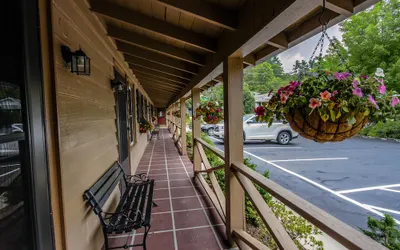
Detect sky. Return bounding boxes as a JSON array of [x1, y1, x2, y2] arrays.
[[278, 23, 343, 73]]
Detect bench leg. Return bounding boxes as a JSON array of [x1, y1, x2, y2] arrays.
[[143, 225, 151, 250], [103, 231, 110, 250]]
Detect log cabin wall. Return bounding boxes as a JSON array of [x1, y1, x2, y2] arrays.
[[50, 0, 153, 249]]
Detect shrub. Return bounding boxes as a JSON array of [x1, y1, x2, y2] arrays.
[[361, 214, 400, 250], [192, 133, 324, 249], [360, 121, 400, 139]]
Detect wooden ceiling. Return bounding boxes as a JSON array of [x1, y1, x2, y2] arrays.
[[89, 0, 378, 107]]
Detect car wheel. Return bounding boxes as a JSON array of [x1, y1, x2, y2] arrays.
[[277, 131, 291, 145], [207, 128, 215, 136]]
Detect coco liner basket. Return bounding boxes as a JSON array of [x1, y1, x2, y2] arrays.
[[285, 108, 369, 143]]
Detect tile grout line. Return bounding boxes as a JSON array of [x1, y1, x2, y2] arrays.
[[130, 141, 155, 250], [176, 146, 223, 250], [109, 223, 224, 238], [163, 129, 179, 250]]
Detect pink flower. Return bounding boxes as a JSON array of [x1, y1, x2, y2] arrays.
[[320, 90, 332, 100], [392, 96, 400, 107], [309, 98, 322, 109], [280, 94, 288, 104], [361, 75, 369, 79], [378, 84, 386, 94], [352, 79, 360, 88], [334, 72, 351, 80], [368, 95, 379, 110], [332, 90, 338, 96], [289, 81, 301, 89], [352, 88, 363, 97], [254, 106, 265, 116]]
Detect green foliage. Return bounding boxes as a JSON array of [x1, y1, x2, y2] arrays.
[[361, 214, 400, 250], [197, 134, 323, 249], [360, 120, 400, 139], [293, 60, 311, 80], [341, 0, 400, 92], [245, 59, 293, 94], [200, 84, 255, 115]]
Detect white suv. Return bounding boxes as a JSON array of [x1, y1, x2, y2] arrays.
[[214, 114, 298, 145]]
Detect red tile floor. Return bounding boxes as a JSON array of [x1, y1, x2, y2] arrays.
[[108, 129, 230, 250]]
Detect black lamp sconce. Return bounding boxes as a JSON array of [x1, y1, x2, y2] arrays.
[[61, 45, 91, 76], [111, 72, 127, 92]]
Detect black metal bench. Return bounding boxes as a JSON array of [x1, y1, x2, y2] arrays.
[[83, 162, 155, 250]]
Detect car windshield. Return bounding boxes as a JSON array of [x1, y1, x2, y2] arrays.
[[243, 114, 254, 122]]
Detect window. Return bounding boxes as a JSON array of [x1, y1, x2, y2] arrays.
[[128, 87, 134, 144], [136, 89, 140, 122]]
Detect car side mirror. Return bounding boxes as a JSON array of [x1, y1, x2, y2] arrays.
[[246, 120, 254, 124]]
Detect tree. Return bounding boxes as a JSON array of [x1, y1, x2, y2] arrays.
[[341, 0, 400, 91], [244, 62, 276, 94], [201, 84, 255, 115], [292, 60, 310, 80], [267, 57, 285, 78], [243, 85, 255, 114], [361, 214, 400, 250]]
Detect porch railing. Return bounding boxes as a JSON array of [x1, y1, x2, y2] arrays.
[[192, 137, 386, 250], [168, 119, 183, 155]]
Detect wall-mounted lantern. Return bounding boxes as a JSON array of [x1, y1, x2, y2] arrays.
[[61, 45, 91, 75]]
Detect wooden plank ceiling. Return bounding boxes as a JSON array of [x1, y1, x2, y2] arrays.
[[89, 0, 378, 107]]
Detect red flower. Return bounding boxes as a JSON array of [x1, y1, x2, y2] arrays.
[[254, 106, 265, 116]]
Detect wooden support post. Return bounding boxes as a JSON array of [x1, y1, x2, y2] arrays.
[[223, 56, 245, 244], [180, 98, 187, 155], [191, 88, 201, 172]]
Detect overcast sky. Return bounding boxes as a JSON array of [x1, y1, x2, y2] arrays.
[[278, 23, 343, 73]]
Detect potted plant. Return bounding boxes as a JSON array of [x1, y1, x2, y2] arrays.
[[139, 119, 151, 134], [195, 101, 224, 124], [255, 68, 399, 142]]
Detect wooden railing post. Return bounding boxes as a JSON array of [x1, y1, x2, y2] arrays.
[[180, 98, 187, 155], [223, 56, 245, 244], [191, 88, 201, 172]]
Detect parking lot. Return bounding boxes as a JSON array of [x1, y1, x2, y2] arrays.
[[210, 136, 400, 230]]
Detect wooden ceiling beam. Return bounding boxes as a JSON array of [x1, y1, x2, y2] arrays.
[[286, 9, 339, 43], [267, 33, 289, 49], [139, 80, 183, 91], [133, 72, 186, 87], [143, 85, 179, 94], [243, 54, 256, 66], [91, 2, 216, 53], [131, 68, 189, 85], [155, 0, 237, 31], [136, 76, 184, 90], [109, 27, 205, 66], [255, 45, 280, 62], [117, 41, 199, 75], [326, 0, 353, 16], [126, 56, 193, 81]]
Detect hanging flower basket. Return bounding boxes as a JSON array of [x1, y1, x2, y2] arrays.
[[256, 69, 399, 143], [139, 119, 151, 134], [195, 101, 223, 124], [172, 110, 181, 118]]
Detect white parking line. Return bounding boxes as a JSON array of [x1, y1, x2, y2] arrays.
[[364, 205, 400, 215], [337, 184, 400, 194], [269, 157, 348, 163], [244, 150, 400, 225], [381, 188, 400, 193], [244, 146, 303, 149]]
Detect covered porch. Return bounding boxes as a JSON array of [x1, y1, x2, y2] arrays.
[[108, 128, 228, 250]]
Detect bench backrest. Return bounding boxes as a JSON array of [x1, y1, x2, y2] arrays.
[[83, 162, 125, 215]]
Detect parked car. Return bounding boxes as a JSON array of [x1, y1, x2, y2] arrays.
[[214, 114, 298, 145], [201, 124, 218, 136]]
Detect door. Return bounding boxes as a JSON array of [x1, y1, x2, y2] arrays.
[[113, 71, 130, 173], [0, 0, 54, 249]]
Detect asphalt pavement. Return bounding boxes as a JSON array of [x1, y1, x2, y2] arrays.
[[210, 136, 400, 230]]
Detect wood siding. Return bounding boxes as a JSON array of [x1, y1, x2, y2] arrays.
[[50, 0, 152, 249]]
